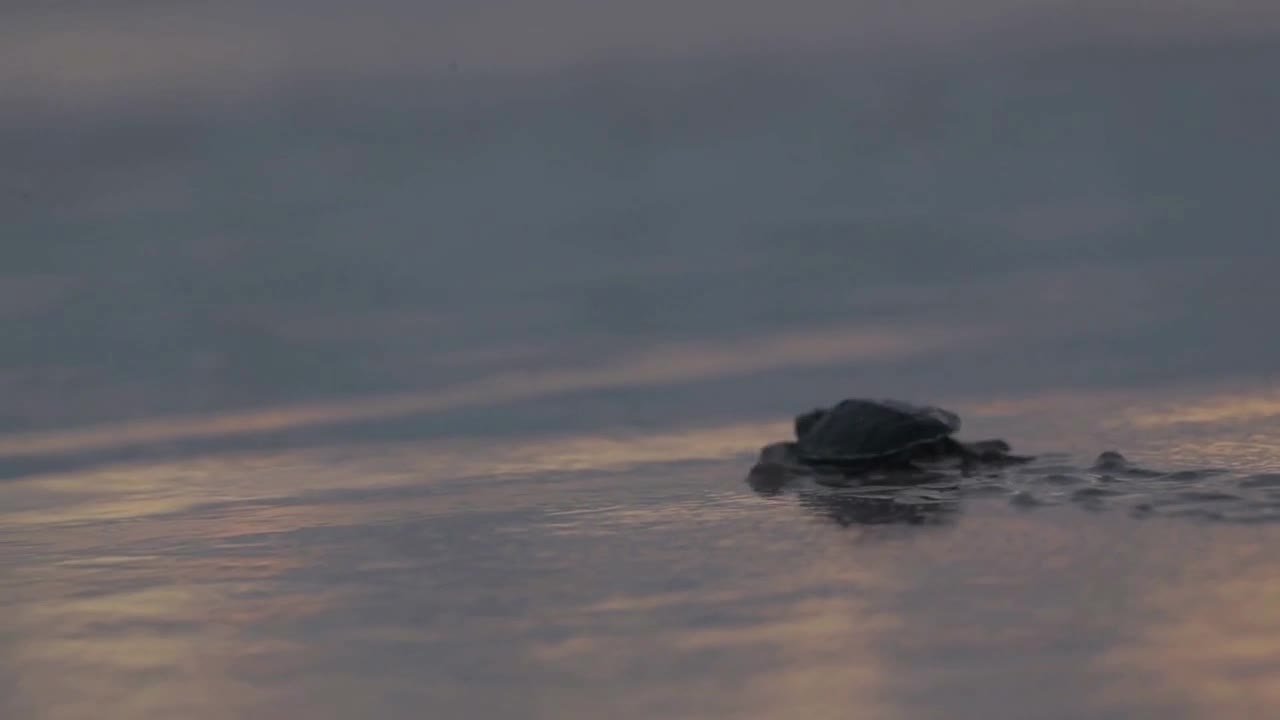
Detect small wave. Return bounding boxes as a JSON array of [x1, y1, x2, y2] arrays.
[[748, 451, 1280, 525]]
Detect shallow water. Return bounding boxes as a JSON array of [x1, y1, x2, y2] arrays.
[[6, 2, 1280, 718], [750, 443, 1280, 524], [4, 410, 1280, 720]]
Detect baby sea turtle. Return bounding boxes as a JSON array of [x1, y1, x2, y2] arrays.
[[756, 399, 1030, 477]]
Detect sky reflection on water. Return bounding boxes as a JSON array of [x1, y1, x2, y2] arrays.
[[3, 382, 1280, 718]]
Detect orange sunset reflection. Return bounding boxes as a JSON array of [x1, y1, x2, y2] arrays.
[[1100, 535, 1280, 716], [0, 322, 976, 462]]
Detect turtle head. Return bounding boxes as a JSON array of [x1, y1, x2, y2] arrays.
[[794, 408, 828, 440]]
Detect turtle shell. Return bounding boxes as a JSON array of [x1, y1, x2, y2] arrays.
[[795, 399, 961, 463]]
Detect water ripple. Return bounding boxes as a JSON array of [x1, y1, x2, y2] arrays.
[[748, 451, 1280, 525]]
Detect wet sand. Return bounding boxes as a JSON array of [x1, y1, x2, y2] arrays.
[[3, 386, 1280, 719]]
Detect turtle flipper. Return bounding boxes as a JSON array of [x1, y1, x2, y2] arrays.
[[964, 439, 1034, 465], [946, 437, 980, 475]]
